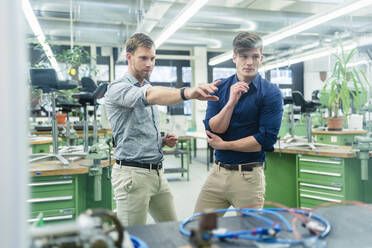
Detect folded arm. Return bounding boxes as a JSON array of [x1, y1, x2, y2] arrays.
[[209, 81, 249, 133]]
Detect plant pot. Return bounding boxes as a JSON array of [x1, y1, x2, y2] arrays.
[[56, 113, 67, 125], [327, 117, 343, 131]]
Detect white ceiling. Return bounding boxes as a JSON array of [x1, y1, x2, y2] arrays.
[[27, 0, 372, 62]]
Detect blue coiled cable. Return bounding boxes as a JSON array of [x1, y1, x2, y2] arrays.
[[179, 207, 331, 245], [130, 235, 149, 248]]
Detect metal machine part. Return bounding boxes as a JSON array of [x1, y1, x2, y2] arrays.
[[80, 143, 110, 201], [353, 135, 372, 180], [189, 209, 218, 248], [353, 98, 372, 181], [30, 209, 132, 248]]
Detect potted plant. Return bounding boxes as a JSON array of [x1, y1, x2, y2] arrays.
[[31, 40, 98, 82], [55, 46, 97, 81], [321, 39, 368, 130]]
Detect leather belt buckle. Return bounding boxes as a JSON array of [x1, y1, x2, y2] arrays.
[[150, 162, 162, 170]]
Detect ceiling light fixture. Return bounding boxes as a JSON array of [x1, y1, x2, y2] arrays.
[[209, 0, 372, 66], [154, 0, 208, 48], [347, 59, 370, 68], [261, 41, 358, 71], [22, 0, 63, 79]]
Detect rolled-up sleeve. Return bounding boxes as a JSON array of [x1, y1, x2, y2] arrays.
[[105, 82, 152, 108], [203, 97, 221, 131], [253, 89, 283, 152]]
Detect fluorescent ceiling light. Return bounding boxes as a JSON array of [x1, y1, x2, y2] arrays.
[[22, 0, 63, 79], [154, 0, 208, 48], [262, 41, 357, 71], [208, 51, 233, 66], [297, 0, 343, 3], [347, 60, 370, 68], [209, 0, 372, 66]]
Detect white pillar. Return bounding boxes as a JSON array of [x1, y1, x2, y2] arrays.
[[191, 46, 208, 148], [90, 44, 97, 82], [0, 0, 28, 247]]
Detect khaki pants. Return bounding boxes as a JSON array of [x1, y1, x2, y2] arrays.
[[111, 163, 177, 226], [194, 164, 265, 214]]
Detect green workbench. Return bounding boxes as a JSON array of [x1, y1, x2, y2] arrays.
[[265, 143, 372, 208], [29, 137, 53, 154], [29, 158, 114, 224], [313, 130, 367, 146]]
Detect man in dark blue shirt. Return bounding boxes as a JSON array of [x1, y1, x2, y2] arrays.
[[194, 32, 283, 213]]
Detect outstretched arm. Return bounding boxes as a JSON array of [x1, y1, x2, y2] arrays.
[[146, 80, 221, 106]]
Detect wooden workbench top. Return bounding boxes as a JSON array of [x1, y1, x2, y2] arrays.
[[273, 143, 356, 158], [32, 129, 112, 135], [312, 130, 367, 134], [30, 158, 114, 177], [29, 137, 53, 145]]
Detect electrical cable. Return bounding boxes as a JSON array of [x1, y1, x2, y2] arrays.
[[130, 235, 149, 248], [180, 207, 331, 245]]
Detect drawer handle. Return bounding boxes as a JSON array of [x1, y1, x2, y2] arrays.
[[299, 158, 341, 165], [28, 196, 72, 203], [28, 215, 73, 223], [300, 169, 341, 177], [300, 193, 341, 203], [300, 182, 341, 191], [29, 180, 73, 187]]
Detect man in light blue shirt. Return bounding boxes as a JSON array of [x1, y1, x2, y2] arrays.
[[105, 33, 220, 226]]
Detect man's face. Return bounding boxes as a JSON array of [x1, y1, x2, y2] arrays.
[[126, 46, 155, 81], [233, 48, 263, 81]]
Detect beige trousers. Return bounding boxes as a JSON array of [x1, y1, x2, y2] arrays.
[[111, 163, 177, 226], [194, 164, 266, 215]]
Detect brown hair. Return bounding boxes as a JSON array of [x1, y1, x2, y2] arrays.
[[125, 33, 154, 54], [233, 32, 263, 54]]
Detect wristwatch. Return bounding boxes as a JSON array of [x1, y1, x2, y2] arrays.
[[180, 87, 187, 101]]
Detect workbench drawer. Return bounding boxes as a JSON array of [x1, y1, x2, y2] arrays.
[[29, 178, 74, 193], [298, 156, 344, 182], [29, 190, 74, 212], [299, 181, 344, 195], [29, 208, 75, 223], [299, 188, 344, 209]]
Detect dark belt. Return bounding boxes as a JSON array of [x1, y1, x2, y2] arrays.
[[116, 160, 163, 170], [215, 160, 263, 171]]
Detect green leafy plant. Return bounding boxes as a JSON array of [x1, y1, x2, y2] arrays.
[[321, 39, 368, 118], [31, 39, 98, 81], [55, 46, 98, 81]]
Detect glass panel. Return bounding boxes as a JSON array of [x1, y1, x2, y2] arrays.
[[96, 64, 109, 81], [270, 69, 292, 85], [115, 65, 128, 80], [150, 66, 177, 82], [213, 68, 236, 81], [182, 67, 192, 83]]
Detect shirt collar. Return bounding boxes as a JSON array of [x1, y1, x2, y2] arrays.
[[123, 72, 150, 87], [232, 73, 261, 89]]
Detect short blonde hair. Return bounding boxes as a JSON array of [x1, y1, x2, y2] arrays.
[[125, 33, 154, 54]]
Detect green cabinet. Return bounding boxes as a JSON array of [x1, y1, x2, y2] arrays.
[[29, 167, 114, 225], [29, 175, 76, 223], [31, 143, 51, 154], [264, 152, 297, 207], [312, 131, 366, 146], [296, 155, 364, 209]]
